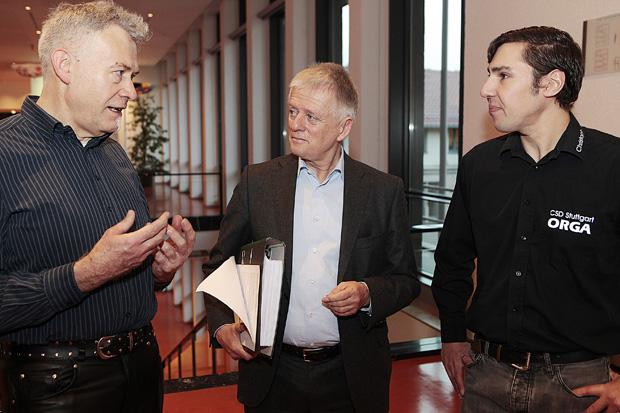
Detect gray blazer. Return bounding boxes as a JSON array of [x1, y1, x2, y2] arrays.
[[203, 153, 420, 413]]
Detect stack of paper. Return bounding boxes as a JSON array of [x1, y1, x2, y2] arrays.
[[197, 249, 284, 356]]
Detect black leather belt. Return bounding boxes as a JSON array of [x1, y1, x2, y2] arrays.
[[1, 324, 154, 361], [281, 343, 340, 363], [472, 338, 602, 371]]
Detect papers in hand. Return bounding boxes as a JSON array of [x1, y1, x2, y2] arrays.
[[197, 254, 284, 356]]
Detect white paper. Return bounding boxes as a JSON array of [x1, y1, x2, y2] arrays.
[[237, 264, 260, 349], [196, 257, 261, 347], [259, 257, 283, 347]]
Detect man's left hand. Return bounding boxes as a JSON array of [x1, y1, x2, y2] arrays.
[[152, 214, 196, 283], [322, 281, 369, 317], [574, 374, 620, 413]]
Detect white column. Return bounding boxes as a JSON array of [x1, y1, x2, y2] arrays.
[[284, 0, 315, 87], [166, 54, 179, 188], [220, 1, 241, 204], [246, 0, 270, 164], [283, 0, 315, 155], [159, 61, 170, 184], [201, 14, 221, 209], [347, 0, 389, 172], [188, 30, 203, 198], [176, 44, 190, 193]]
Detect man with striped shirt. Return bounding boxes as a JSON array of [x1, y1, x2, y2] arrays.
[[0, 2, 195, 412]]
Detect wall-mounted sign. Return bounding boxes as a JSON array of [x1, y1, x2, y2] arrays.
[[584, 13, 620, 76]]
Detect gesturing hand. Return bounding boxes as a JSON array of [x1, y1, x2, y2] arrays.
[[152, 214, 196, 284], [74, 210, 169, 292]]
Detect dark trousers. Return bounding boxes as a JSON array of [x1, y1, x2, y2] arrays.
[[1, 339, 163, 413], [245, 351, 356, 413]]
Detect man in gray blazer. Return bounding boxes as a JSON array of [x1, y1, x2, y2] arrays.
[[203, 63, 420, 413]]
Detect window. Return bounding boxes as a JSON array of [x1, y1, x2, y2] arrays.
[[315, 0, 348, 66], [389, 0, 463, 281]]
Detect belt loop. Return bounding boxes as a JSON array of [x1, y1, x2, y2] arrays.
[[543, 353, 553, 375]]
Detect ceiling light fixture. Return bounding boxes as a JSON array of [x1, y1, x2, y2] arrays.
[[147, 12, 154, 18], [25, 6, 31, 11]]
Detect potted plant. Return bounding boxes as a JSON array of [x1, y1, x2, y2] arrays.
[[128, 94, 168, 188]]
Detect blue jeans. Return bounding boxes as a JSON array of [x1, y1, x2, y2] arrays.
[[462, 353, 610, 413]]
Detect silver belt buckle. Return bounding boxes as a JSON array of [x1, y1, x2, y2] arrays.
[[302, 348, 320, 363], [95, 335, 117, 360]]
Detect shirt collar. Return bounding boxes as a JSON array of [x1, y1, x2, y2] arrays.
[[500, 112, 585, 160], [297, 146, 345, 180], [20, 95, 111, 146], [21, 95, 64, 139]]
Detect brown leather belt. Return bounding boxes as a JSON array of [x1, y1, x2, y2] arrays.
[[281, 343, 340, 363], [472, 337, 602, 371], [1, 324, 154, 361]]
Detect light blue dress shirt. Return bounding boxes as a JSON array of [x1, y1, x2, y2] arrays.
[[282, 149, 345, 347]]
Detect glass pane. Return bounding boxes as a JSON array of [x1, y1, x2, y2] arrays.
[[415, 0, 462, 277]]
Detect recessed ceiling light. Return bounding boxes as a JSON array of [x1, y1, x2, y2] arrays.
[[36, 30, 41, 35], [147, 12, 154, 18], [25, 6, 31, 11], [10, 110, 17, 115]]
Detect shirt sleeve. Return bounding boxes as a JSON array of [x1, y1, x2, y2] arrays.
[[0, 197, 86, 336], [359, 281, 372, 315], [432, 160, 477, 343]]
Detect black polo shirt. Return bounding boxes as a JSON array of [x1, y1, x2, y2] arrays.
[[0, 96, 157, 344], [432, 113, 620, 354]]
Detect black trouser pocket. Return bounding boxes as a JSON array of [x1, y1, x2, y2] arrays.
[[8, 360, 77, 401]]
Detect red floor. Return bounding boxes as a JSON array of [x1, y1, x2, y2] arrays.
[[153, 292, 461, 413], [146, 182, 221, 218]]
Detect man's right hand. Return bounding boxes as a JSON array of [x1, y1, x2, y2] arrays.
[[215, 323, 257, 361], [73, 210, 169, 292], [441, 341, 473, 397]]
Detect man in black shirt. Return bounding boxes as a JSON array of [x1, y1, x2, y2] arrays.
[[433, 26, 620, 412], [0, 2, 195, 412]]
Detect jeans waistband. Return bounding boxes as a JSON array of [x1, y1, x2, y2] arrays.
[[472, 337, 602, 371]]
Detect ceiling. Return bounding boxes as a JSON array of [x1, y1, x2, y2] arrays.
[[0, 0, 213, 69]]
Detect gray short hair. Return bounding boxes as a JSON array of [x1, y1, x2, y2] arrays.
[[289, 63, 358, 119], [39, 1, 151, 73]]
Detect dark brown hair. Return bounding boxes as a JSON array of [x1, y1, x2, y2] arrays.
[[487, 26, 584, 109]]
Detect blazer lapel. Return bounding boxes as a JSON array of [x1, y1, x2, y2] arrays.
[[338, 155, 368, 282], [271, 154, 298, 287]]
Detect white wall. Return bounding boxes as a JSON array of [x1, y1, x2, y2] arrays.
[[463, 0, 620, 154], [348, 0, 389, 172]]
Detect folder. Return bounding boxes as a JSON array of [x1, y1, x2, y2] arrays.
[[197, 238, 285, 357]]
